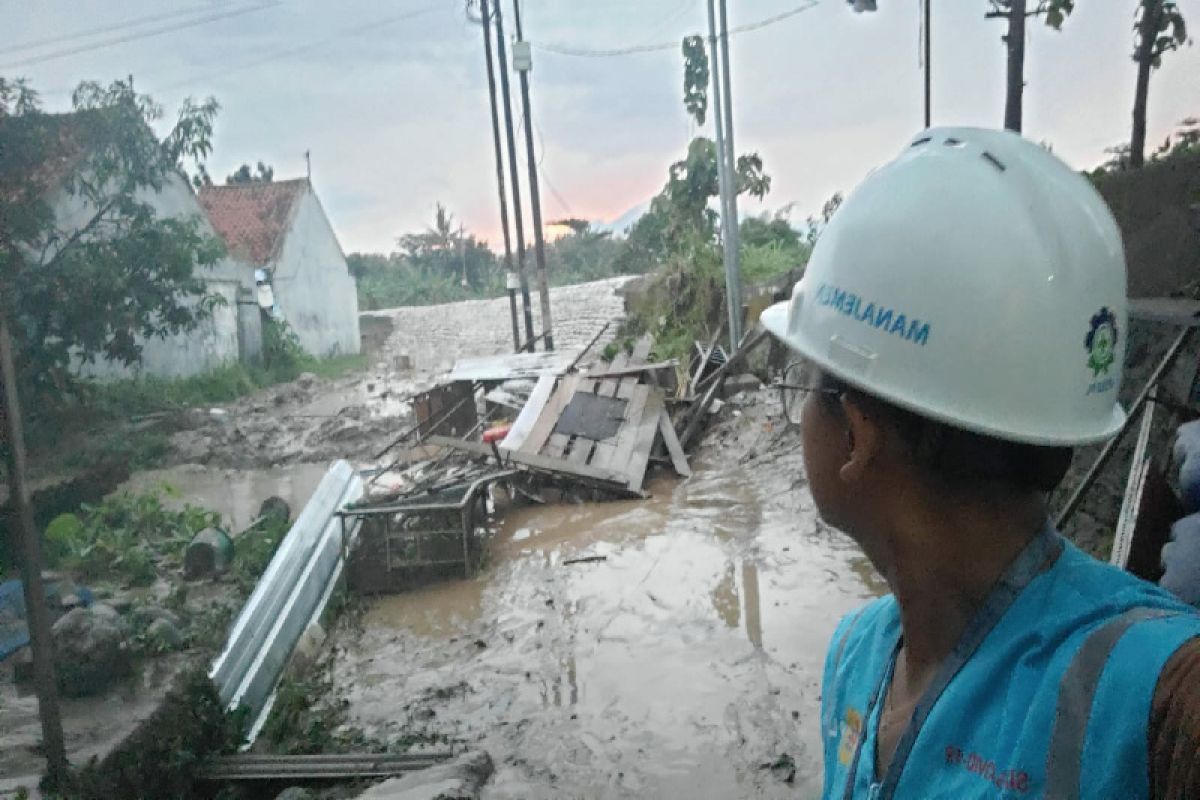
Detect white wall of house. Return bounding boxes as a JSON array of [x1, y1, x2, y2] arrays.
[[60, 173, 257, 381], [270, 189, 360, 357]]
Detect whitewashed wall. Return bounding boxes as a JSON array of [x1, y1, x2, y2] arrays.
[[58, 173, 257, 381], [271, 190, 360, 357]]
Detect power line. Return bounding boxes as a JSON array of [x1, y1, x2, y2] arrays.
[[533, 0, 820, 58], [0, 1, 282, 71], [152, 5, 439, 94], [0, 3, 240, 57]]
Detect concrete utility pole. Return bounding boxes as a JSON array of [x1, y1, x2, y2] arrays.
[[477, 0, 521, 352], [511, 0, 554, 352], [0, 309, 67, 787], [923, 0, 931, 128], [492, 2, 535, 346], [707, 0, 742, 351], [717, 0, 743, 350]]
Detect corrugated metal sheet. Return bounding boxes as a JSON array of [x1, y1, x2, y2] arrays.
[[209, 460, 362, 739], [446, 349, 582, 382]]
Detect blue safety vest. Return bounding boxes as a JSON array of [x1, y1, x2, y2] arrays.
[[821, 524, 1200, 799]]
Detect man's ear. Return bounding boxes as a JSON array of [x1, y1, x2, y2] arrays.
[[838, 395, 882, 484]]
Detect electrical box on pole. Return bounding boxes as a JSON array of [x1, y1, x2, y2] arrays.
[[511, 41, 532, 72]]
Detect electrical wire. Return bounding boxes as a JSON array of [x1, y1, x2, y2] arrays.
[[533, 0, 820, 58], [0, 3, 231, 57], [0, 1, 282, 71], [152, 4, 439, 94]]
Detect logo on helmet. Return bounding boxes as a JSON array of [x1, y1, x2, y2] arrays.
[[1086, 307, 1118, 378]]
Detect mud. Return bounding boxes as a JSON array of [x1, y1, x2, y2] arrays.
[[0, 655, 191, 795], [331, 390, 884, 799], [166, 278, 631, 471], [121, 462, 333, 531]]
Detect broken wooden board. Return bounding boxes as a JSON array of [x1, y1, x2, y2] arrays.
[[447, 349, 582, 382], [499, 374, 555, 453]]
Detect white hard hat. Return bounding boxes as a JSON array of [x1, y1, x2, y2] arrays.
[[761, 127, 1127, 446]]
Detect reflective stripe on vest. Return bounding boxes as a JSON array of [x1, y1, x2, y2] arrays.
[[1044, 607, 1176, 799]]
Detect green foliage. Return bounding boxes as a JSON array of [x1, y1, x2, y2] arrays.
[[742, 241, 807, 283], [1093, 117, 1200, 175], [682, 35, 709, 125], [225, 160, 274, 184], [986, 0, 1075, 30], [0, 77, 224, 404], [43, 490, 220, 586], [261, 316, 308, 380], [1136, 0, 1188, 68], [62, 668, 245, 800]]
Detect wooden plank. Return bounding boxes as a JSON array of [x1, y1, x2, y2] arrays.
[[423, 435, 494, 460], [519, 374, 582, 456], [544, 433, 572, 459], [583, 359, 678, 381], [568, 436, 595, 466], [506, 449, 629, 485], [657, 408, 691, 478], [626, 390, 666, 493], [597, 385, 651, 475], [499, 374, 556, 452], [588, 381, 638, 472], [1129, 297, 1200, 326]]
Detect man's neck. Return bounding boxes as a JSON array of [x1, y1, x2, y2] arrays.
[[865, 491, 1046, 692]]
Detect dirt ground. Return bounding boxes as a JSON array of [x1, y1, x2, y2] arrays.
[[330, 390, 884, 799]]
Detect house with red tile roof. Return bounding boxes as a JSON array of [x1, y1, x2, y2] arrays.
[[198, 179, 360, 358]]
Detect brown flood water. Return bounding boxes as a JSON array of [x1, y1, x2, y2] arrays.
[[333, 448, 886, 799]]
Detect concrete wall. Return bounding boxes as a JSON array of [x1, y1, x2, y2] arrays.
[[58, 172, 258, 381], [271, 190, 360, 357]]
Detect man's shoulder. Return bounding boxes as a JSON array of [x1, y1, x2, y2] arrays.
[[827, 595, 899, 668]]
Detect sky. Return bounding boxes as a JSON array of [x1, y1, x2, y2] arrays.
[[4, 0, 1198, 254]]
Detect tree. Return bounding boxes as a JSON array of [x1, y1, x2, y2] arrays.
[[0, 78, 223, 402], [226, 160, 274, 184], [1131, 0, 1189, 167], [985, 1, 1076, 132], [397, 204, 497, 291], [682, 35, 709, 126], [544, 219, 621, 283]]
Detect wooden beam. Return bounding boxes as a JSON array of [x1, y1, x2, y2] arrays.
[[658, 408, 692, 478], [519, 373, 582, 455], [506, 449, 630, 485]]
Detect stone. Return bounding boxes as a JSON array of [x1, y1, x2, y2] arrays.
[[274, 789, 315, 800], [259, 496, 291, 524], [721, 373, 763, 399], [50, 605, 132, 696], [135, 605, 183, 630], [393, 354, 413, 371], [353, 751, 494, 800], [296, 372, 319, 389], [145, 617, 185, 651]]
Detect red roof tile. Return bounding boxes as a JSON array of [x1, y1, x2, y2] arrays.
[[197, 179, 308, 264]]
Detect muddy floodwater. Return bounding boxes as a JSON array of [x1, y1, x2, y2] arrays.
[[121, 462, 333, 530], [333, 435, 886, 799]]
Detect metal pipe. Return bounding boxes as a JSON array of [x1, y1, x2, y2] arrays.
[[1054, 326, 1194, 529]]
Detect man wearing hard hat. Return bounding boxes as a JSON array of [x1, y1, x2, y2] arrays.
[[760, 129, 1200, 799]]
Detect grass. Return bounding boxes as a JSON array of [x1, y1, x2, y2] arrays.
[[83, 352, 369, 419]]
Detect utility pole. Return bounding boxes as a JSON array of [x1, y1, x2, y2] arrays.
[[511, 0, 554, 352], [707, 0, 742, 351], [492, 3, 535, 347], [0, 308, 67, 788], [924, 0, 931, 128], [717, 0, 743, 349], [477, 0, 521, 352]]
